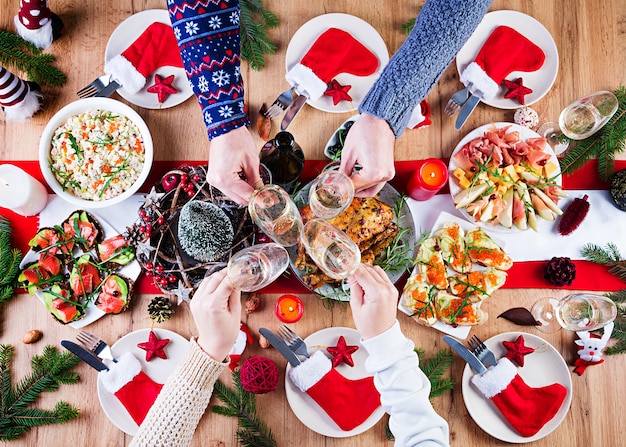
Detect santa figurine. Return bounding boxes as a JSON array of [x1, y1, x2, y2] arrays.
[[227, 323, 253, 371], [0, 66, 42, 121], [14, 0, 65, 49]]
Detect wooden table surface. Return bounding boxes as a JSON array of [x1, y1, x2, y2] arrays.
[[2, 1, 626, 446]]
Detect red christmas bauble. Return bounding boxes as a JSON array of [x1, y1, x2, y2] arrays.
[[240, 356, 279, 394]]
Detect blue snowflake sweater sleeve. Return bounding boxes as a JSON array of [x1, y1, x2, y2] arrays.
[[168, 0, 249, 140]]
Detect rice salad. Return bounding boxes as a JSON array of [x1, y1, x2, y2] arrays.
[[48, 109, 146, 201]]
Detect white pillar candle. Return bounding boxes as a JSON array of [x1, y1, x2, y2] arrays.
[[0, 164, 48, 216]]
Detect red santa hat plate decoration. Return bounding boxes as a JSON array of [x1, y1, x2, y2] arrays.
[[14, 0, 65, 49], [285, 13, 389, 113], [461, 332, 572, 442], [0, 66, 42, 121], [455, 10, 558, 109]]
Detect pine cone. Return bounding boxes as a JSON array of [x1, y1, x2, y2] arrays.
[[544, 257, 576, 286], [148, 296, 175, 323]]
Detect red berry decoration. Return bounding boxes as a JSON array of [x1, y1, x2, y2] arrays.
[[327, 336, 359, 367], [137, 330, 170, 361], [161, 173, 179, 192], [240, 356, 279, 394], [324, 79, 353, 105], [147, 74, 178, 104], [503, 77, 533, 105], [558, 195, 590, 236]]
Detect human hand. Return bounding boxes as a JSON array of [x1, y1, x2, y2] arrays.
[[339, 113, 395, 197], [190, 269, 242, 361], [207, 126, 262, 205], [348, 263, 398, 340]]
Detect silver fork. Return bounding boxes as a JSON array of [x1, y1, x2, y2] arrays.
[[76, 330, 117, 363], [467, 335, 497, 367], [264, 86, 295, 119], [76, 75, 116, 98], [444, 87, 470, 116], [276, 325, 309, 358]]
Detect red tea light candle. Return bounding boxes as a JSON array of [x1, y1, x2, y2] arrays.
[[275, 294, 304, 323], [407, 158, 449, 201]]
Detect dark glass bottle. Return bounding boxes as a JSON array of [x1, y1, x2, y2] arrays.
[[259, 131, 305, 193]]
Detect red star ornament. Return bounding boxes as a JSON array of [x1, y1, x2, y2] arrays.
[[137, 330, 170, 362], [327, 336, 359, 367], [502, 77, 533, 105], [324, 79, 352, 105], [147, 74, 178, 104], [502, 335, 534, 367]]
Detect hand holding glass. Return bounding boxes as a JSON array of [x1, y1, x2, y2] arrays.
[[308, 171, 354, 219], [531, 294, 617, 333], [301, 219, 361, 280], [248, 184, 303, 247], [226, 243, 289, 292]]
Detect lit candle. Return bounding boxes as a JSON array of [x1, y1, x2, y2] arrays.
[[275, 294, 304, 323], [406, 158, 449, 201], [0, 164, 48, 216]]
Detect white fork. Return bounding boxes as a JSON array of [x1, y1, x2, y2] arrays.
[[444, 87, 470, 116], [276, 325, 309, 358], [264, 87, 295, 120], [76, 330, 117, 363]]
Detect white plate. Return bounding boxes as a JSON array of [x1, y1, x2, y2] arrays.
[[284, 327, 385, 437], [104, 9, 193, 109], [285, 13, 389, 113], [398, 211, 508, 340], [456, 10, 558, 109], [448, 122, 562, 233], [461, 332, 572, 442], [20, 213, 141, 329], [97, 328, 191, 435]]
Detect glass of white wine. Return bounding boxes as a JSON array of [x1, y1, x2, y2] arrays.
[[248, 184, 303, 247], [531, 294, 617, 333], [226, 243, 290, 292], [558, 90, 618, 140], [300, 218, 361, 280], [308, 170, 354, 219]]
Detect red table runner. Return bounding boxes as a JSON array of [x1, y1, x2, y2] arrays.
[[2, 159, 625, 294]]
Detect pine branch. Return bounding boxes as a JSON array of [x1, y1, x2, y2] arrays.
[[0, 345, 80, 441], [211, 370, 277, 447], [581, 243, 626, 282], [239, 0, 279, 71], [415, 347, 455, 398], [0, 30, 66, 86], [0, 217, 21, 306]]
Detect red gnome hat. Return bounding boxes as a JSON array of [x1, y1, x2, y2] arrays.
[[14, 0, 65, 49], [460, 26, 545, 100], [0, 66, 42, 121], [286, 28, 379, 100]]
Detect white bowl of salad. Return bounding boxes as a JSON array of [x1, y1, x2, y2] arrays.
[[39, 97, 153, 208]]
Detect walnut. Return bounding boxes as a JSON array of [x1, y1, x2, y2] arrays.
[[244, 293, 261, 314], [23, 329, 42, 344], [258, 334, 270, 349]]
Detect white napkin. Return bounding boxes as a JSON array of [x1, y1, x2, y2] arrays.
[[406, 190, 626, 262]]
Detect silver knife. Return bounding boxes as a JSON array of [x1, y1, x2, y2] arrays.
[[259, 328, 301, 367], [61, 340, 109, 371], [95, 78, 121, 98], [280, 94, 308, 131], [454, 94, 481, 131], [442, 335, 487, 375]]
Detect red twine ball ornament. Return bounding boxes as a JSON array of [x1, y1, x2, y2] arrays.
[[240, 356, 279, 394]]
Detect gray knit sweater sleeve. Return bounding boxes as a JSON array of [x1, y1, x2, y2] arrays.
[[359, 0, 493, 137]]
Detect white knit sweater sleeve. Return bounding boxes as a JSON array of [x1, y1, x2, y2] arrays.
[[129, 337, 228, 447], [361, 321, 450, 447]]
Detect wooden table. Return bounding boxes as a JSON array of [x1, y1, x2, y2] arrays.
[[2, 1, 626, 446]]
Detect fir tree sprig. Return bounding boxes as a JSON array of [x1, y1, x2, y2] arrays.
[[415, 347, 455, 398], [0, 30, 66, 86], [581, 242, 626, 282], [239, 0, 279, 71], [211, 370, 277, 447], [0, 216, 22, 304], [0, 344, 80, 441], [559, 86, 626, 181]]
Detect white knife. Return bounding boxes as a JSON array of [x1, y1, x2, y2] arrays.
[[280, 94, 308, 131]]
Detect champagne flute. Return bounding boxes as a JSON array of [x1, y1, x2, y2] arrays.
[[226, 243, 289, 292], [300, 218, 361, 280], [248, 184, 303, 247], [531, 294, 617, 333], [558, 90, 618, 140], [308, 170, 354, 219]]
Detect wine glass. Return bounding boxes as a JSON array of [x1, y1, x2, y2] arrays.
[[531, 294, 617, 333], [248, 184, 303, 247], [308, 170, 354, 219], [300, 218, 361, 280], [558, 90, 618, 140], [226, 243, 290, 292]]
